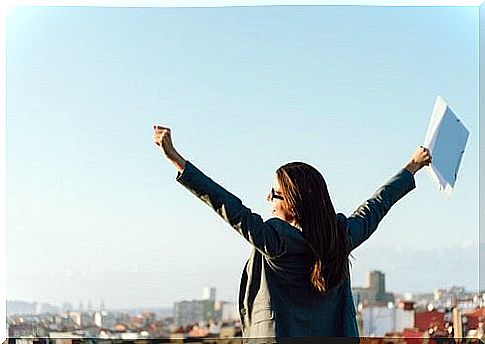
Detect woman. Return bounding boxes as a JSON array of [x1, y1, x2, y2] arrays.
[[152, 125, 431, 340]]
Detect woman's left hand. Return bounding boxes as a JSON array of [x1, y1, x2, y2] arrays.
[[405, 146, 432, 175]]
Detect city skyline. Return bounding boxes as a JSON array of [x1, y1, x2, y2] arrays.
[[9, 282, 485, 340], [6, 4, 479, 310], [6, 268, 481, 311]]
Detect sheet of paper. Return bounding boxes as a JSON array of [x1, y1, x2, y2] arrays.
[[423, 96, 469, 194]]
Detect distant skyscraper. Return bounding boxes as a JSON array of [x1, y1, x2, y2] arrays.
[[367, 270, 386, 302], [353, 270, 394, 306], [34, 302, 41, 315], [94, 311, 103, 327], [203, 287, 216, 301]]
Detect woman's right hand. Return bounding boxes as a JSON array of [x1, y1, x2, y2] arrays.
[[153, 125, 177, 159], [405, 146, 432, 175], [153, 125, 186, 172]]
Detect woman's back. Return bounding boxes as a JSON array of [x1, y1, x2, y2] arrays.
[[240, 217, 346, 337], [263, 258, 345, 337]]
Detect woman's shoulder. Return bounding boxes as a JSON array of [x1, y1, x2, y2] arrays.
[[266, 217, 303, 234], [265, 216, 349, 239], [264, 218, 312, 257], [336, 213, 348, 228]]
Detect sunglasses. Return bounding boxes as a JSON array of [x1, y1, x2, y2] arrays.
[[270, 188, 284, 201]]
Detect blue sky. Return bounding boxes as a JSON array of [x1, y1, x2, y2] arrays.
[[6, 5, 479, 309]]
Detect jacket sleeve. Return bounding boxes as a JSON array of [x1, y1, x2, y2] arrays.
[[345, 168, 416, 251], [176, 161, 285, 258]]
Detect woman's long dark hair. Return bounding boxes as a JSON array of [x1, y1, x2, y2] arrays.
[[276, 162, 350, 293]]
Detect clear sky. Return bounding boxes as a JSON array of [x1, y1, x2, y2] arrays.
[[6, 4, 479, 309]]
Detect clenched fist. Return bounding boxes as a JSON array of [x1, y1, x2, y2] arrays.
[[153, 125, 176, 158], [153, 125, 186, 172]]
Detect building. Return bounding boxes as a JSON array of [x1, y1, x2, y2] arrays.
[[48, 331, 83, 344], [434, 288, 458, 308], [68, 311, 82, 327], [174, 299, 215, 327], [94, 311, 103, 327], [414, 310, 446, 332], [8, 323, 34, 337], [33, 302, 59, 315], [220, 301, 239, 322], [203, 287, 216, 301], [367, 270, 394, 303], [367, 271, 385, 301], [353, 270, 394, 307], [174, 287, 218, 326], [361, 302, 414, 336], [463, 307, 485, 330]]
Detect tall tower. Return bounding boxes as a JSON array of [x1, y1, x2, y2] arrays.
[[94, 311, 103, 327], [202, 287, 216, 301], [366, 270, 386, 302]]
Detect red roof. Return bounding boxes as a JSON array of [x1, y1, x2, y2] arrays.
[[463, 307, 485, 329], [414, 311, 445, 332], [402, 328, 427, 344], [403, 328, 425, 338]]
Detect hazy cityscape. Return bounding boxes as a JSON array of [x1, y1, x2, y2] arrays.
[[6, 270, 485, 343]]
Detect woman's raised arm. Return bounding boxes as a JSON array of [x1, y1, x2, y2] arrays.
[[345, 146, 432, 251], [152, 125, 287, 259]]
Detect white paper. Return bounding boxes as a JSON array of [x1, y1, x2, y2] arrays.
[[423, 96, 469, 194]]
